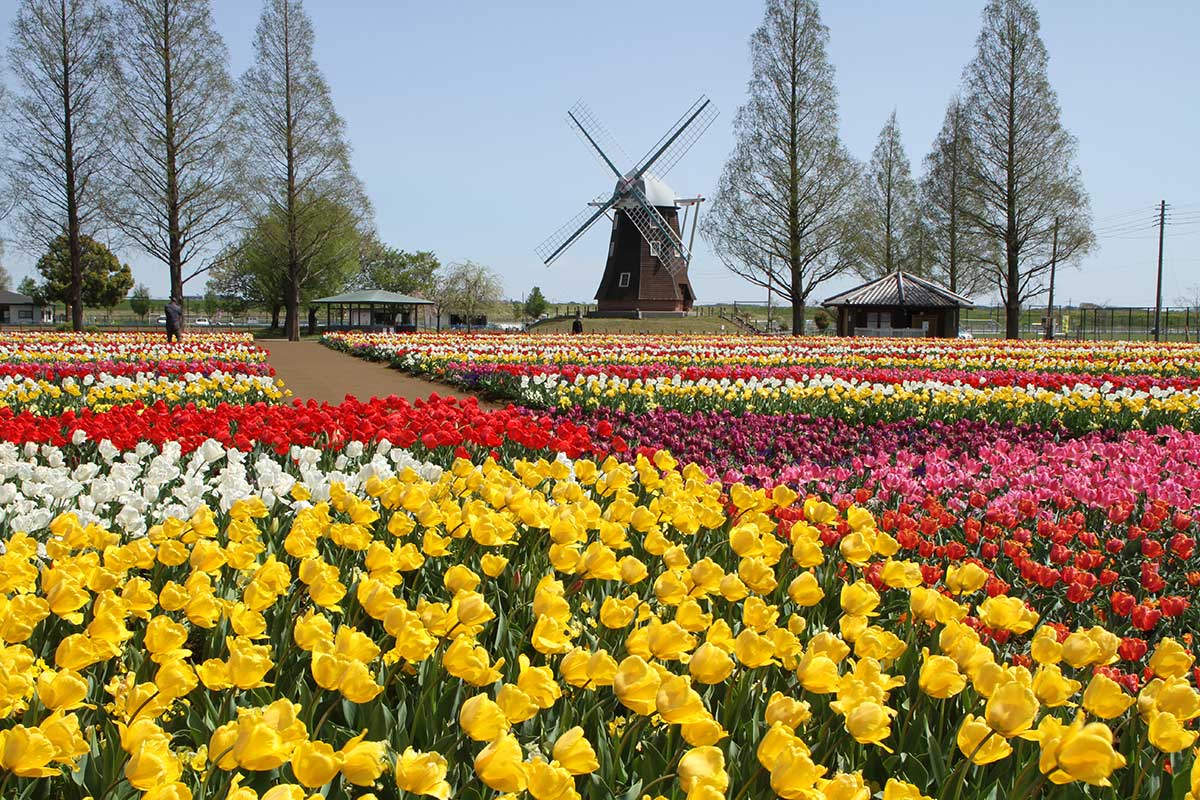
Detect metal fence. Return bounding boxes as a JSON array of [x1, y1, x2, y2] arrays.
[[961, 306, 1200, 342]]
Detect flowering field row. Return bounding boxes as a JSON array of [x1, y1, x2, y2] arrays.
[[0, 437, 1197, 799], [321, 333, 1200, 377], [321, 334, 1200, 432], [0, 332, 281, 415]]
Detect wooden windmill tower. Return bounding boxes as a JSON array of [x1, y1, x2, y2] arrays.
[[536, 96, 718, 316]]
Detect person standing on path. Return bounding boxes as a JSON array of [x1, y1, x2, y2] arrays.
[[165, 297, 183, 343]]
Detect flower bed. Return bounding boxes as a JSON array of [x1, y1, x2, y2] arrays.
[[0, 332, 281, 414], [0, 332, 1195, 799], [322, 333, 1200, 432]]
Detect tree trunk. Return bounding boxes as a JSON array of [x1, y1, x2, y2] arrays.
[[60, 0, 83, 332], [270, 304, 281, 329], [307, 304, 317, 335], [162, 3, 183, 303], [282, 3, 300, 342], [285, 277, 300, 341], [792, 300, 806, 337], [1005, 244, 1021, 339]]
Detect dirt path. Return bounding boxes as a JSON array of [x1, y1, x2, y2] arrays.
[[261, 340, 503, 410]]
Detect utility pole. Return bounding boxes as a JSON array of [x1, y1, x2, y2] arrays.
[[1045, 217, 1059, 340], [1154, 199, 1166, 342]]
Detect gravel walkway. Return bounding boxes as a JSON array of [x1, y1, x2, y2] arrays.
[[262, 340, 501, 409]]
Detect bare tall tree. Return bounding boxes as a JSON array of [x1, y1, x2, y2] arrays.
[[6, 0, 114, 331], [240, 0, 369, 341], [920, 96, 992, 296], [703, 0, 859, 336], [109, 0, 240, 303], [961, 0, 1093, 338], [854, 110, 918, 277]]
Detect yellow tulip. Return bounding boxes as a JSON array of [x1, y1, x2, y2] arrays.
[[677, 746, 728, 794], [474, 732, 527, 793], [339, 732, 387, 786], [1030, 625, 1063, 665], [768, 745, 825, 799], [1081, 673, 1135, 719], [0, 725, 60, 777], [956, 714, 1012, 765], [843, 701, 896, 751], [796, 653, 840, 694], [553, 726, 599, 775], [1148, 711, 1198, 753], [945, 562, 989, 594], [290, 740, 341, 788], [36, 669, 89, 711], [613, 656, 661, 716], [883, 778, 934, 800], [459, 694, 510, 741], [522, 757, 580, 800], [394, 747, 451, 799], [787, 571, 825, 606], [689, 642, 735, 684], [517, 655, 562, 708], [1032, 664, 1082, 708], [125, 732, 183, 790], [1149, 637, 1196, 679], [985, 681, 1039, 737], [977, 596, 1040, 635], [765, 691, 811, 729], [496, 684, 539, 724], [1036, 715, 1126, 786], [839, 581, 880, 617], [480, 553, 509, 577], [734, 629, 778, 669], [656, 675, 709, 724]]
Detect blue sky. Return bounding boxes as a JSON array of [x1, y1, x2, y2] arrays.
[[3, 0, 1198, 306]]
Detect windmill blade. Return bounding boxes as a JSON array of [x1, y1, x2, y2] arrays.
[[536, 196, 617, 266], [630, 96, 719, 183], [624, 189, 690, 275], [567, 101, 628, 180]]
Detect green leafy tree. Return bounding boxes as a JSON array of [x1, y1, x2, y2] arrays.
[[207, 196, 362, 331], [352, 241, 438, 295], [35, 235, 134, 320], [129, 283, 152, 321], [203, 289, 219, 318], [442, 260, 503, 332], [524, 286, 549, 320]]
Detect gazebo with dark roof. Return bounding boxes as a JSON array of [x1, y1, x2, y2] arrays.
[[310, 289, 434, 332], [822, 271, 973, 338]]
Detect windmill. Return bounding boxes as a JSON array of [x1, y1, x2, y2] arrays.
[[536, 96, 718, 316]]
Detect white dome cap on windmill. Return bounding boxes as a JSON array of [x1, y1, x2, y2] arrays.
[[615, 172, 677, 208]]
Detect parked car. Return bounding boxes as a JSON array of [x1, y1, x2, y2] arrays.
[[193, 318, 210, 327], [156, 316, 166, 325]]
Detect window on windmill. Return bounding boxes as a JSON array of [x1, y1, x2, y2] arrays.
[[608, 239, 616, 258], [649, 242, 660, 258], [618, 272, 631, 288]]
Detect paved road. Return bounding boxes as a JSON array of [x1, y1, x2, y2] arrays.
[[262, 340, 502, 409]]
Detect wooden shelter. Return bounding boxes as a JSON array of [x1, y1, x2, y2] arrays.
[[822, 272, 973, 338], [311, 289, 434, 332]]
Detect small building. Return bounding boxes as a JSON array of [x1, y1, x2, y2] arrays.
[[822, 271, 973, 338], [0, 290, 50, 326], [310, 289, 435, 332]]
